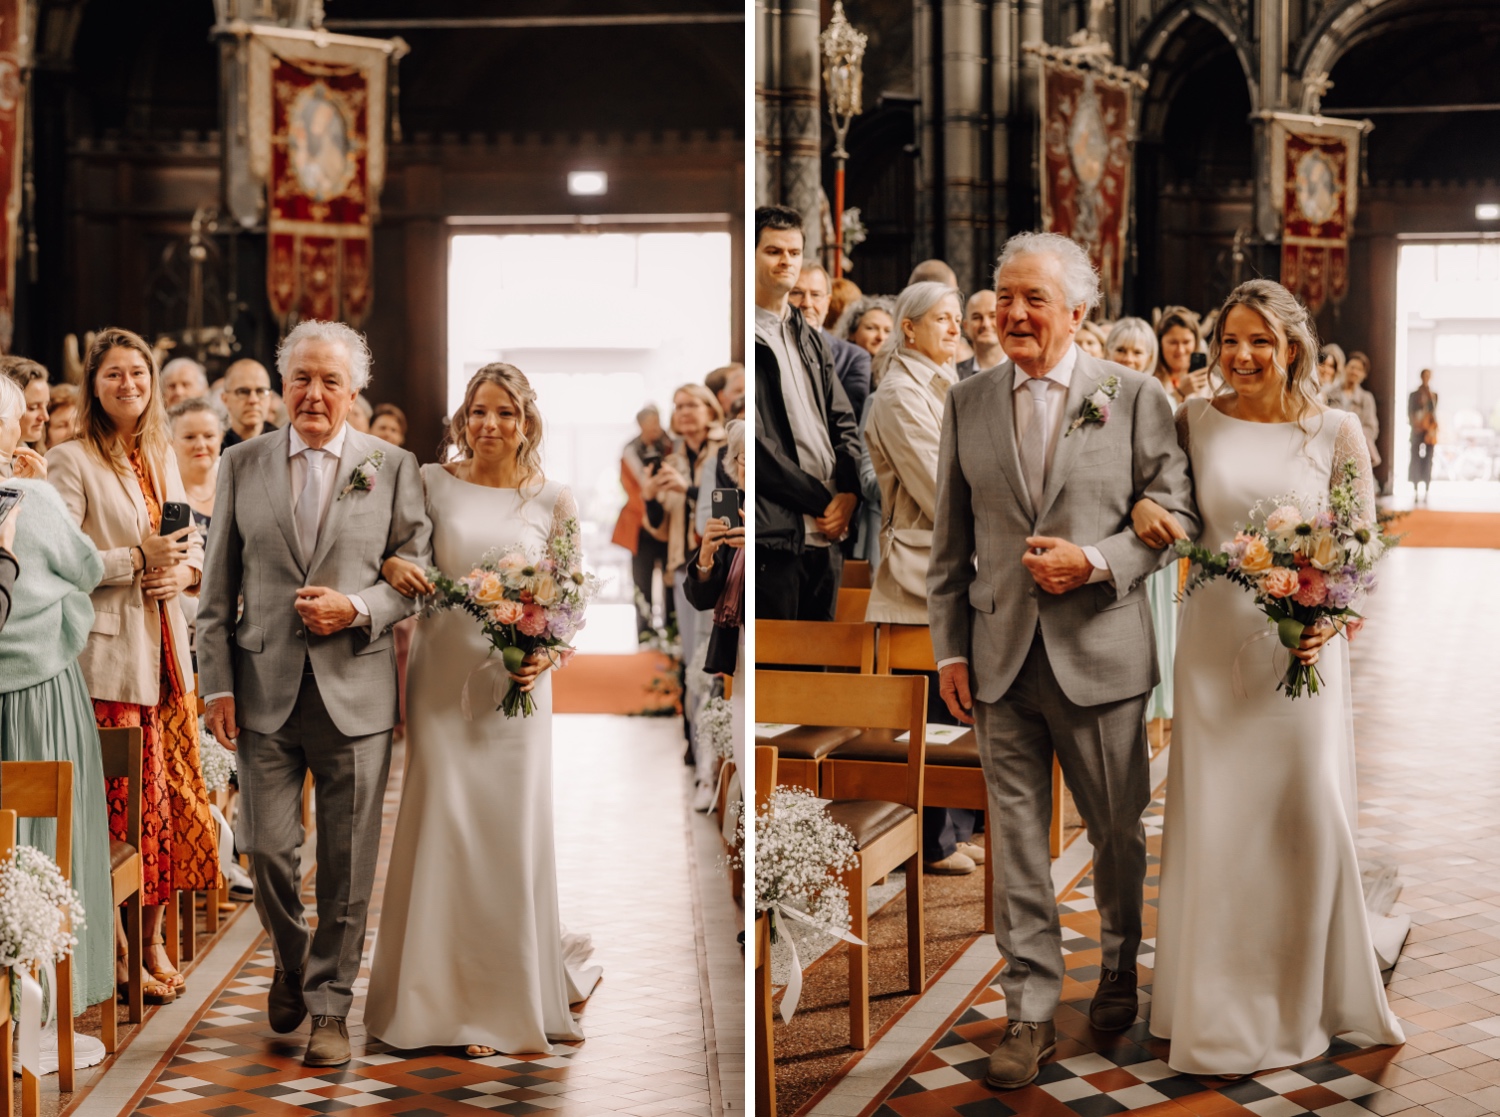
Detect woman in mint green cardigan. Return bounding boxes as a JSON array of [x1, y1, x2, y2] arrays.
[[0, 471, 116, 1014]]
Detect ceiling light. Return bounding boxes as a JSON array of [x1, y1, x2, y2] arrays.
[[1477, 204, 1500, 220], [568, 171, 608, 196]]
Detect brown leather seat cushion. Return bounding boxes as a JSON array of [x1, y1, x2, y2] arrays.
[[826, 799, 916, 849], [755, 726, 859, 761], [110, 840, 137, 872], [828, 729, 981, 767]]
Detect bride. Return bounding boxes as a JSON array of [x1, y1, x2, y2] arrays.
[[365, 363, 601, 1056], [1132, 279, 1403, 1075]]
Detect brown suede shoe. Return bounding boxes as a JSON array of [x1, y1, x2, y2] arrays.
[[267, 969, 306, 1034], [1089, 967, 1139, 1031], [984, 1020, 1057, 1089], [304, 1016, 351, 1067]]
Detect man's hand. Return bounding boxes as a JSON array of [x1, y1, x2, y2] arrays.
[[815, 492, 857, 541], [1022, 536, 1094, 595], [295, 586, 357, 635], [938, 662, 976, 725], [206, 696, 239, 752]]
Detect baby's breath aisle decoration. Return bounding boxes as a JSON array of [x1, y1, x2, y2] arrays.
[[198, 719, 238, 794], [0, 845, 86, 1073], [755, 786, 863, 1021]]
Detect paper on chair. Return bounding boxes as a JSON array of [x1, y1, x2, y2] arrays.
[[895, 724, 969, 745], [755, 722, 799, 738]]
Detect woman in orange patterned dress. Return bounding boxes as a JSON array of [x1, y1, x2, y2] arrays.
[[48, 328, 220, 1003]]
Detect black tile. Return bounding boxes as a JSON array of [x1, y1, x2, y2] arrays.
[[1298, 1059, 1355, 1082], [229, 1062, 280, 1076], [187, 1083, 238, 1097], [435, 1087, 484, 1101], [890, 1077, 927, 1097], [373, 1085, 421, 1100], [495, 1106, 545, 1117], [1219, 1077, 1277, 1102], [249, 1083, 302, 1097], [1035, 1061, 1078, 1085], [954, 1056, 992, 1081], [407, 1066, 458, 1079], [204, 1108, 256, 1117], [955, 1098, 1018, 1117], [935, 1030, 974, 1049], [497, 1073, 550, 1088], [1150, 1074, 1216, 1099], [1064, 1095, 1129, 1117], [1070, 964, 1102, 981], [312, 1068, 367, 1084], [301, 1102, 358, 1114]]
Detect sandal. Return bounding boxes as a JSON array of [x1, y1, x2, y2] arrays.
[[147, 936, 187, 993], [464, 1045, 498, 1058], [117, 952, 175, 1006]]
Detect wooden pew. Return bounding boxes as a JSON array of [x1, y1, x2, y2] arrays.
[[97, 728, 145, 1052]]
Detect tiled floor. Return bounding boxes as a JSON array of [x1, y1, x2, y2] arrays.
[[801, 548, 1500, 1117], [64, 714, 742, 1117]]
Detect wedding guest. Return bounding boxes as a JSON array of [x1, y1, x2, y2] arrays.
[[47, 384, 81, 449], [161, 357, 210, 409], [1409, 367, 1438, 503], [1318, 343, 1346, 394], [1076, 321, 1107, 360], [791, 261, 873, 418], [956, 290, 1006, 381], [1106, 317, 1159, 375], [1155, 306, 1207, 404], [907, 260, 971, 362], [862, 281, 983, 874], [705, 364, 745, 419], [349, 394, 373, 433], [370, 402, 408, 447], [48, 327, 220, 1003], [614, 405, 675, 637], [170, 398, 224, 534], [220, 358, 278, 448], [835, 296, 896, 361], [0, 373, 116, 1014], [754, 205, 861, 621], [2, 355, 50, 454], [1326, 350, 1382, 468]]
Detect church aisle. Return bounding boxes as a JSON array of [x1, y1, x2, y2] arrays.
[[62, 715, 739, 1117], [798, 548, 1500, 1117]]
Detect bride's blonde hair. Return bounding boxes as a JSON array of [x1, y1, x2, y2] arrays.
[[441, 363, 546, 497]]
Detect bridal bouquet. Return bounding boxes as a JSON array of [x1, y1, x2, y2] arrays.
[[425, 530, 599, 717], [1175, 459, 1399, 699]]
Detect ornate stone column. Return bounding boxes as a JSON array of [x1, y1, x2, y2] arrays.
[[940, 0, 984, 290], [779, 0, 822, 255]]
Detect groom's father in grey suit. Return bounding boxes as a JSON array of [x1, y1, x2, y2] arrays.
[[199, 321, 431, 1067], [928, 233, 1197, 1089]]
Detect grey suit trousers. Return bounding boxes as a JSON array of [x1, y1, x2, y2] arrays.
[[976, 635, 1150, 1023], [236, 671, 392, 1018]]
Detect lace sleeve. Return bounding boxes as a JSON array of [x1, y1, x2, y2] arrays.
[[549, 485, 583, 574], [1332, 412, 1377, 527]]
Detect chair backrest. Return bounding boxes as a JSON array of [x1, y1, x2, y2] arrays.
[[755, 670, 926, 809], [0, 761, 74, 884], [875, 624, 939, 674], [0, 808, 14, 862], [834, 587, 871, 622], [755, 619, 875, 673], [97, 727, 144, 850], [754, 745, 777, 814], [841, 560, 872, 589]]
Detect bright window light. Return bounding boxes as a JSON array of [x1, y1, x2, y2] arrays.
[[568, 171, 608, 196], [1476, 203, 1500, 220]]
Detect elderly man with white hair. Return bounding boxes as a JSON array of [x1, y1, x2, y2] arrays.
[[927, 233, 1198, 1090], [198, 320, 432, 1068], [161, 356, 210, 408]]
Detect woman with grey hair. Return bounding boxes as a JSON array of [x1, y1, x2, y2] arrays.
[[834, 295, 897, 360], [1106, 317, 1159, 375]]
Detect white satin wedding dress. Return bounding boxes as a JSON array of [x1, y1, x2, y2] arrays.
[[366, 466, 602, 1054], [1150, 399, 1404, 1075]]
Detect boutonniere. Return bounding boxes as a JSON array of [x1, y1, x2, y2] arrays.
[[1066, 375, 1120, 436], [339, 449, 385, 500]]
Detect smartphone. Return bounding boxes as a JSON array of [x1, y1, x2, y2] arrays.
[[1189, 351, 1208, 372], [160, 501, 193, 538], [640, 445, 663, 475], [0, 485, 24, 526], [710, 487, 743, 527]]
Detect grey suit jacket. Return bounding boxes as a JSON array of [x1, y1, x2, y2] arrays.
[[197, 426, 433, 738], [927, 352, 1198, 708]]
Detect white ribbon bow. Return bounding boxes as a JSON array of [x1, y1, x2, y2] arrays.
[[766, 902, 866, 1023], [18, 960, 56, 1077]]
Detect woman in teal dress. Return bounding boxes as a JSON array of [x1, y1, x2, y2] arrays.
[[0, 376, 115, 1012]]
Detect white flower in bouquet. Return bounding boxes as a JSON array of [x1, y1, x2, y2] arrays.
[[755, 787, 859, 936], [698, 696, 736, 763], [0, 846, 85, 973], [198, 719, 237, 794]]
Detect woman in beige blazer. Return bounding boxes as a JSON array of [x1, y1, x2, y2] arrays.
[[48, 327, 219, 1004]]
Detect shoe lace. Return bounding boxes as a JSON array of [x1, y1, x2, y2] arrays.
[[313, 1015, 342, 1028], [1006, 1021, 1039, 1038]]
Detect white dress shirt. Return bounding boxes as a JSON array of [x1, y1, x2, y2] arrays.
[[289, 424, 370, 625]]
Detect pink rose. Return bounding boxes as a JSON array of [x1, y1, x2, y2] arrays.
[[517, 605, 549, 637], [490, 599, 524, 626], [1259, 568, 1299, 598], [1294, 568, 1328, 607]]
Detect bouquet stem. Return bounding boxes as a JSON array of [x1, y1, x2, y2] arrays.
[[499, 679, 537, 718], [1278, 660, 1325, 700]]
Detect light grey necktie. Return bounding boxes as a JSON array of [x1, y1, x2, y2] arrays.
[[295, 448, 326, 561], [1020, 377, 1050, 513]]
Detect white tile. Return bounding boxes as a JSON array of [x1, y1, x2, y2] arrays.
[[1125, 1058, 1176, 1083], [1324, 1074, 1381, 1099], [1038, 1076, 1100, 1102], [1258, 1070, 1318, 1093], [1107, 1084, 1171, 1109], [1058, 1053, 1118, 1076], [932, 1041, 988, 1066], [1243, 1099, 1312, 1117], [910, 1065, 970, 1090]]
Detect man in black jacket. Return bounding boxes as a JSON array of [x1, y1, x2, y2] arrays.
[[753, 205, 862, 621]]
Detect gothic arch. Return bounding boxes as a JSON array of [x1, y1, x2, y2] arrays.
[[1133, 1, 1257, 143]]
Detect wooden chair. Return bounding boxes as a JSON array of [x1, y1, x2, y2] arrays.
[[834, 586, 871, 622], [1, 762, 77, 1094], [754, 745, 777, 1117], [0, 808, 16, 1117], [841, 560, 872, 589], [756, 671, 927, 1049], [97, 728, 145, 1053], [753, 620, 875, 792]]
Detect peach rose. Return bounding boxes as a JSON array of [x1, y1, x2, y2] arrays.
[[490, 599, 524, 626], [1309, 531, 1343, 571], [473, 572, 507, 605], [530, 572, 561, 607], [1239, 535, 1274, 574], [1259, 567, 1299, 598]]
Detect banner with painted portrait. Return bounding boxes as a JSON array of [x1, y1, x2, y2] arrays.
[[1270, 114, 1365, 314], [1038, 60, 1134, 318]]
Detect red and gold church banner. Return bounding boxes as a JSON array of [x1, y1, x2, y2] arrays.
[[1271, 114, 1366, 314], [0, 0, 28, 351], [244, 27, 393, 328], [1039, 61, 1134, 317]]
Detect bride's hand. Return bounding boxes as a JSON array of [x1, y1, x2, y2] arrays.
[[1291, 616, 1337, 665], [382, 555, 433, 598], [509, 649, 554, 693], [1131, 498, 1188, 550]]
